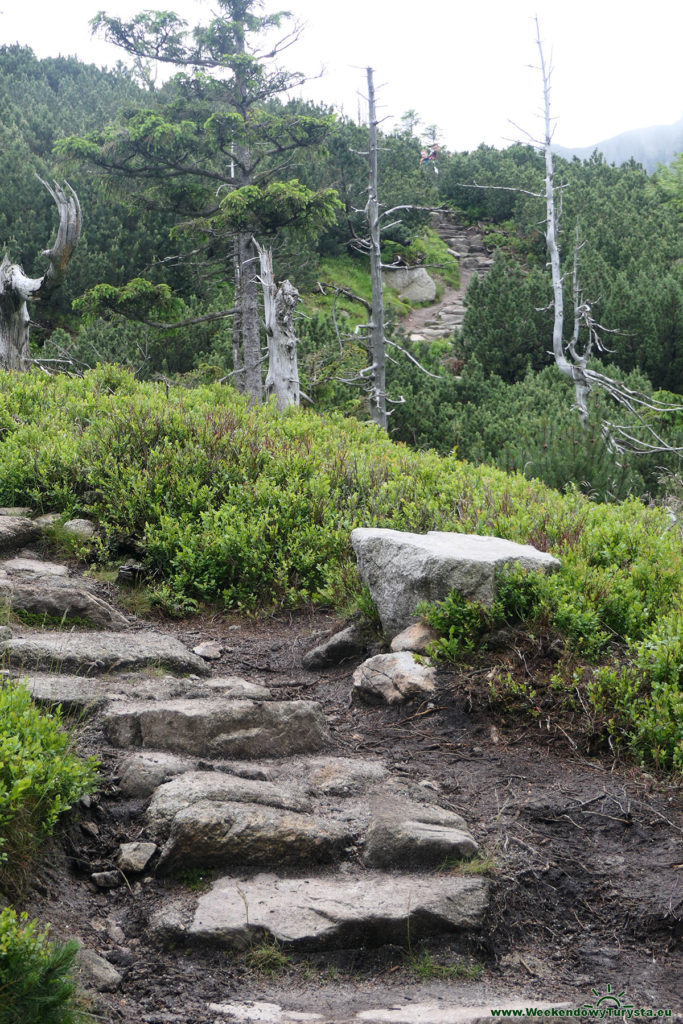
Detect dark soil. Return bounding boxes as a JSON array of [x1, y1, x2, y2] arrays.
[[18, 607, 683, 1023]]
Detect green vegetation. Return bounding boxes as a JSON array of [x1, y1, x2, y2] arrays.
[[0, 908, 88, 1024], [407, 948, 483, 981], [0, 368, 681, 770], [0, 683, 98, 895], [244, 937, 292, 975]]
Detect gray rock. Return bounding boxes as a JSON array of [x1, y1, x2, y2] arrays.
[[147, 771, 311, 838], [34, 513, 61, 529], [151, 872, 488, 950], [0, 630, 210, 676], [2, 557, 68, 577], [306, 756, 389, 797], [21, 672, 204, 715], [352, 528, 561, 638], [390, 622, 439, 654], [302, 623, 368, 669], [383, 266, 437, 303], [103, 697, 329, 757], [0, 575, 129, 629], [0, 507, 33, 517], [119, 751, 198, 798], [193, 640, 223, 660], [63, 518, 97, 539], [91, 870, 121, 889], [0, 516, 40, 552], [156, 799, 351, 873], [205, 677, 271, 700], [352, 651, 436, 705], [364, 802, 478, 868], [76, 948, 122, 992], [118, 841, 158, 873]]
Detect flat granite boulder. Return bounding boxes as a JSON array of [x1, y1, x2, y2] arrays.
[[147, 771, 311, 837], [352, 528, 560, 638], [155, 799, 351, 873], [151, 872, 488, 951], [103, 697, 329, 758], [20, 672, 204, 714], [0, 630, 209, 676], [0, 516, 40, 552]]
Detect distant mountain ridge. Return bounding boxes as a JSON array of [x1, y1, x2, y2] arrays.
[[552, 115, 683, 172]]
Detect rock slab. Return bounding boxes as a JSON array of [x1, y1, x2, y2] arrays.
[[352, 528, 560, 638], [152, 872, 488, 950], [0, 516, 39, 552], [103, 697, 329, 758], [0, 630, 209, 676]]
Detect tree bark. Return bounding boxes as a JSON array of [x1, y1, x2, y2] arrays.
[[366, 66, 388, 430], [0, 180, 81, 372], [256, 241, 301, 411], [237, 231, 263, 403]]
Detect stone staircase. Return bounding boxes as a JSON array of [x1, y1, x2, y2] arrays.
[[0, 510, 499, 1020], [404, 215, 494, 342]]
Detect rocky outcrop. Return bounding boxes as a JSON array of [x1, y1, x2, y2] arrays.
[[0, 515, 40, 551], [352, 528, 560, 638]]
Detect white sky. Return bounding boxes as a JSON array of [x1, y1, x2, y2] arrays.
[[1, 0, 681, 151]]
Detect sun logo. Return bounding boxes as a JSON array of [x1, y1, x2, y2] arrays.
[[583, 984, 634, 1010]]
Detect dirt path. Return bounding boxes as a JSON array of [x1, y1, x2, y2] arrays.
[[2, 525, 680, 1024]]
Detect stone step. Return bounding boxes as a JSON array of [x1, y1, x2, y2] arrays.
[[151, 872, 489, 951], [208, 998, 568, 1024], [1, 630, 210, 676], [143, 767, 478, 873], [102, 697, 330, 758], [0, 571, 129, 629]]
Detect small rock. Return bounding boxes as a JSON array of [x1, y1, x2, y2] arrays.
[[117, 561, 146, 585], [352, 651, 436, 706], [0, 507, 32, 517], [106, 918, 126, 944], [302, 623, 368, 669], [81, 821, 100, 838], [63, 518, 97, 540], [390, 621, 439, 654], [118, 841, 158, 873], [193, 640, 223, 660], [91, 870, 121, 889], [76, 948, 122, 992], [34, 512, 61, 529]]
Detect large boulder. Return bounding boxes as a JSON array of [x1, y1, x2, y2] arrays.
[[0, 516, 40, 552], [382, 266, 437, 303], [351, 529, 560, 638]]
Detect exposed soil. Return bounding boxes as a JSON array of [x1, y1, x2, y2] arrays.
[[19, 604, 683, 1023]]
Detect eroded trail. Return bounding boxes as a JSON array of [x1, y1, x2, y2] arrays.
[[1, 511, 680, 1024]]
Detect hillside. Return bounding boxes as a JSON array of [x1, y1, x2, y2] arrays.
[[553, 115, 683, 172]]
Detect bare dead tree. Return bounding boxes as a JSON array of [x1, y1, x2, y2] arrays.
[[0, 178, 82, 371], [532, 20, 683, 457], [254, 239, 301, 411], [365, 66, 388, 430]]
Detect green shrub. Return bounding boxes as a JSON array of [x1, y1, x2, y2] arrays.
[[0, 683, 98, 894], [0, 908, 86, 1024], [0, 368, 681, 768]]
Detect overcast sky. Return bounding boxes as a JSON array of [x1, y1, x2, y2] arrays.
[[1, 0, 681, 151]]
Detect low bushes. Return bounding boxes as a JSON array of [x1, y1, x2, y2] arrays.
[[0, 367, 680, 768], [0, 684, 98, 894]]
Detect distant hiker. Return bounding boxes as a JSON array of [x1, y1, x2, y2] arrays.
[[420, 149, 430, 165]]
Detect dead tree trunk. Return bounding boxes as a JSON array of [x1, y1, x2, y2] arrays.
[[237, 231, 263, 403], [256, 241, 301, 411], [0, 179, 81, 371], [366, 66, 388, 430]]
